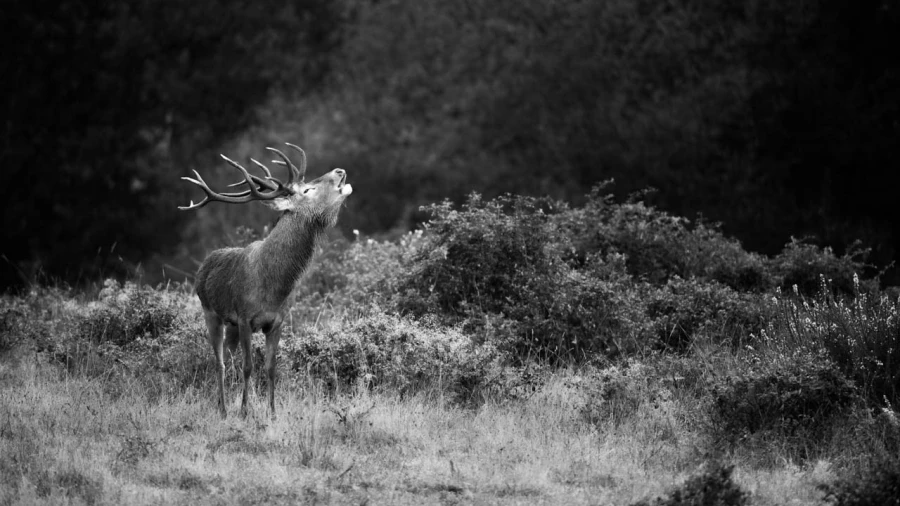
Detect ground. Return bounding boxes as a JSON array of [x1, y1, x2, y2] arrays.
[[0, 346, 833, 506]]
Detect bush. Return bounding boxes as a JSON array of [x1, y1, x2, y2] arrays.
[[0, 303, 41, 354], [631, 464, 749, 506], [646, 277, 769, 350], [770, 238, 871, 297], [555, 187, 773, 292], [0, 287, 73, 358], [398, 193, 667, 361], [74, 279, 180, 346], [283, 313, 500, 403], [397, 190, 783, 361], [518, 254, 647, 359], [296, 231, 425, 318], [821, 459, 900, 506], [400, 194, 561, 317], [712, 354, 862, 460], [38, 280, 212, 398]]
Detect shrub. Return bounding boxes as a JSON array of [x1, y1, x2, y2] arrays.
[[397, 190, 779, 361], [560, 195, 693, 285], [74, 279, 180, 346], [555, 186, 772, 292], [403, 194, 670, 361], [770, 238, 871, 297], [0, 304, 37, 354], [400, 194, 561, 317], [712, 353, 862, 460], [0, 287, 70, 354], [704, 243, 772, 294], [45, 280, 208, 397], [282, 313, 500, 403], [398, 193, 623, 361], [631, 464, 749, 506], [821, 459, 900, 506], [518, 254, 648, 359], [461, 252, 650, 361], [297, 231, 425, 318], [646, 277, 769, 350]]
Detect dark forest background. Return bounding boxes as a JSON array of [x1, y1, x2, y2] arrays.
[[2, 0, 898, 290]]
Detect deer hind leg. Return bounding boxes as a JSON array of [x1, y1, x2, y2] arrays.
[[239, 321, 254, 417], [203, 311, 227, 418], [225, 324, 239, 355], [264, 323, 282, 419]]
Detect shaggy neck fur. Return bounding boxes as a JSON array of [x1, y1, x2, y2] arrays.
[[255, 209, 328, 304]]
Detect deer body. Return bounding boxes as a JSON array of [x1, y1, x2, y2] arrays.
[[196, 212, 319, 330], [181, 144, 351, 418]]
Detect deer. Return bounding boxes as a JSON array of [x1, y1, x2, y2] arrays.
[[179, 143, 352, 418]]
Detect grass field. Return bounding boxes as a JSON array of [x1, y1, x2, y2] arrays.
[[0, 339, 837, 506]]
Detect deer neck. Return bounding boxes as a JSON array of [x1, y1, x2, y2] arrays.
[[254, 211, 325, 303]]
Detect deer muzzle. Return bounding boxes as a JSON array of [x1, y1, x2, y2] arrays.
[[333, 168, 352, 195]]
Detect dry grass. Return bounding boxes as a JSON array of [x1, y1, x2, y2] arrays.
[[0, 346, 835, 506]]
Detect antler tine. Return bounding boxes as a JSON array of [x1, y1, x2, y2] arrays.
[[178, 169, 253, 210], [250, 159, 275, 180], [225, 159, 280, 191], [284, 143, 307, 181], [219, 155, 274, 199], [177, 170, 218, 210], [266, 147, 301, 185]]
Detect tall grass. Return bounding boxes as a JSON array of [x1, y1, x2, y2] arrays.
[[760, 275, 900, 408]]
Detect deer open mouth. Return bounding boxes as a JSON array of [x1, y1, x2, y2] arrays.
[[337, 172, 352, 196]]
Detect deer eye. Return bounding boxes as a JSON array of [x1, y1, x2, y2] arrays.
[[303, 187, 314, 194]]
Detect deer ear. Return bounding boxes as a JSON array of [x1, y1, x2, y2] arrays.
[[263, 197, 293, 212]]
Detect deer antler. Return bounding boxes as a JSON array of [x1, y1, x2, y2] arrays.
[[178, 151, 297, 210], [269, 143, 307, 182], [224, 143, 307, 191]]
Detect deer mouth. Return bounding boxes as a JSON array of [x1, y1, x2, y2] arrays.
[[337, 172, 352, 196]]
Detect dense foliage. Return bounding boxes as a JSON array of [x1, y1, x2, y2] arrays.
[[385, 190, 870, 361]]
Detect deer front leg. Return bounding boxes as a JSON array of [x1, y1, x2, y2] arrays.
[[204, 311, 227, 418], [264, 324, 282, 418], [239, 321, 254, 417]]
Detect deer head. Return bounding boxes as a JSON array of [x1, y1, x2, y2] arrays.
[[179, 143, 352, 419], [179, 142, 352, 219]]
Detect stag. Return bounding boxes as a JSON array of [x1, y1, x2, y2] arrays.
[[179, 143, 352, 418]]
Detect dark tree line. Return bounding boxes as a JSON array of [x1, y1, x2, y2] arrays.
[[468, 0, 900, 260], [2, 0, 899, 290]]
